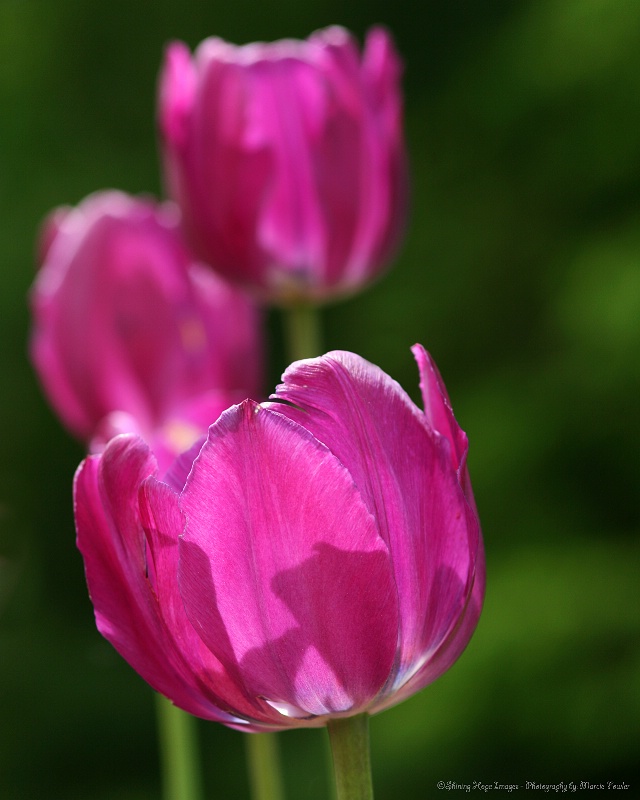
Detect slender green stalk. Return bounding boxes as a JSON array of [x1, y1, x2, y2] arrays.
[[282, 303, 323, 362], [245, 733, 286, 800], [324, 725, 339, 800], [282, 302, 335, 800], [155, 693, 203, 800], [327, 714, 374, 800]]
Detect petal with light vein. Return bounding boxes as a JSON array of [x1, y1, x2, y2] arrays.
[[139, 476, 274, 727], [179, 400, 398, 721], [268, 351, 479, 690]]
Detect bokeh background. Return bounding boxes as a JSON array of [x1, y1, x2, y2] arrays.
[[1, 0, 638, 797]]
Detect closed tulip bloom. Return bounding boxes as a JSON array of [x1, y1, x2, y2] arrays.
[[30, 190, 262, 467], [74, 345, 484, 730], [158, 26, 407, 303]]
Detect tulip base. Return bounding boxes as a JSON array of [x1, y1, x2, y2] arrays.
[[327, 714, 374, 800]]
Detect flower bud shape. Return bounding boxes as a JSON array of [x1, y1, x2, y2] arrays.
[[74, 345, 484, 730], [30, 190, 262, 468], [158, 26, 407, 303]]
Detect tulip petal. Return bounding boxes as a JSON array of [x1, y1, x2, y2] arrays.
[[316, 26, 406, 290], [269, 350, 480, 693], [138, 476, 277, 729], [173, 49, 273, 286], [158, 41, 197, 149], [250, 58, 327, 289], [374, 537, 486, 711], [179, 400, 398, 721], [74, 434, 242, 725], [412, 342, 478, 514], [412, 344, 467, 473]]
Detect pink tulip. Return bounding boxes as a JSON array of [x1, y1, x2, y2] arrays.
[[30, 190, 262, 468], [158, 26, 407, 303], [74, 345, 484, 730]]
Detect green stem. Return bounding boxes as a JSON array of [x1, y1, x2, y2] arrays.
[[245, 733, 286, 800], [155, 694, 203, 800], [283, 303, 323, 362], [327, 714, 374, 800]]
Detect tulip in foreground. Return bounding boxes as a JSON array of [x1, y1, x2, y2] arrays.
[[74, 345, 484, 733], [158, 26, 407, 303], [30, 190, 262, 469]]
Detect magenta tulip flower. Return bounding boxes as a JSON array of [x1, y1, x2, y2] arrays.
[[30, 190, 262, 468], [158, 26, 407, 303], [74, 345, 484, 730]]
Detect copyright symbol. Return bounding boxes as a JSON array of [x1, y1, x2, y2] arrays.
[[437, 781, 445, 789]]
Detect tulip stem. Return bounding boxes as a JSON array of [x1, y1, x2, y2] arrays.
[[283, 303, 322, 361], [245, 732, 286, 800], [155, 693, 204, 800], [327, 714, 374, 800]]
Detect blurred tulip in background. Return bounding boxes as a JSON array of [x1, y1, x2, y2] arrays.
[[158, 26, 407, 303], [29, 190, 263, 470]]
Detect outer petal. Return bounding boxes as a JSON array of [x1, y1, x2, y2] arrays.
[[372, 537, 485, 712], [158, 41, 197, 149], [314, 26, 407, 292], [179, 400, 398, 724], [138, 476, 276, 730], [412, 343, 479, 518], [161, 45, 273, 290], [74, 434, 239, 724], [412, 345, 467, 475], [268, 350, 481, 694], [307, 28, 371, 290]]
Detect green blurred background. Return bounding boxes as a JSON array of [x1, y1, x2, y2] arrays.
[[1, 0, 638, 797]]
